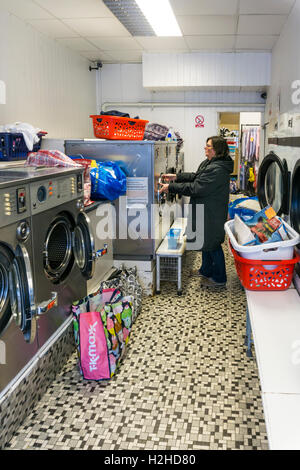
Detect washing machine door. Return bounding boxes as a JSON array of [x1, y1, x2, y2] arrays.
[[43, 215, 73, 283], [73, 212, 95, 280], [0, 244, 14, 335], [290, 159, 300, 234], [8, 245, 36, 343], [257, 153, 290, 216]]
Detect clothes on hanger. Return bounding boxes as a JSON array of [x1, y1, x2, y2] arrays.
[[241, 126, 260, 162]]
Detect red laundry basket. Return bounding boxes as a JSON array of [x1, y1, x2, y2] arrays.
[[230, 242, 300, 291], [90, 115, 148, 140]]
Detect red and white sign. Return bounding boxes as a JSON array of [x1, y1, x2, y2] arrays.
[[195, 115, 205, 128]]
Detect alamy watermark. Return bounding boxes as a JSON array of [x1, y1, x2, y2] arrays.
[[291, 80, 300, 105], [291, 340, 300, 366], [0, 80, 5, 104], [93, 199, 205, 250], [0, 340, 6, 365]]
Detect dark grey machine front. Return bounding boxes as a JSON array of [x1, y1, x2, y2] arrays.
[[65, 140, 177, 260]]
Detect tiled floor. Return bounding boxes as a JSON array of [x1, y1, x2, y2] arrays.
[[5, 245, 269, 450]]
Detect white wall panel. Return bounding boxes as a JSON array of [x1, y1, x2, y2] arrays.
[[98, 64, 264, 173], [266, 0, 300, 118], [143, 52, 271, 90], [0, 11, 96, 139]]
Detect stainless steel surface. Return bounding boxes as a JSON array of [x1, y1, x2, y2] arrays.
[[0, 166, 83, 189], [1, 166, 87, 352], [65, 140, 177, 260], [84, 201, 114, 295], [30, 193, 87, 348]]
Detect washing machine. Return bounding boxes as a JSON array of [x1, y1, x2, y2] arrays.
[[27, 166, 99, 348], [257, 147, 291, 219], [0, 174, 38, 394]]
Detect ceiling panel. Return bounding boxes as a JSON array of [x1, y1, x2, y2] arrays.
[[239, 0, 295, 15], [88, 37, 142, 51], [62, 17, 131, 37], [238, 15, 288, 35], [27, 19, 79, 38], [235, 35, 279, 50], [105, 50, 143, 62], [135, 37, 188, 52], [0, 0, 295, 62], [171, 0, 239, 16], [177, 15, 237, 36], [79, 50, 113, 61], [185, 35, 236, 50], [34, 0, 114, 18], [56, 38, 99, 52], [0, 0, 53, 19]]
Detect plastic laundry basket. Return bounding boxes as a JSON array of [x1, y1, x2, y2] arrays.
[[90, 115, 148, 140], [230, 242, 300, 291], [225, 218, 300, 260]]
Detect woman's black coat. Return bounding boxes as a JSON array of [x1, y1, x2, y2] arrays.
[[168, 154, 233, 251]]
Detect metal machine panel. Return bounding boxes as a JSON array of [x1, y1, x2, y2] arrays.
[[84, 201, 114, 295], [0, 180, 38, 395], [65, 140, 175, 260]]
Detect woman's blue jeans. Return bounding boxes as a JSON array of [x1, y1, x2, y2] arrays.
[[199, 246, 227, 284]]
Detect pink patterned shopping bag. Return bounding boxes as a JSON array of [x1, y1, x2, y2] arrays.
[[79, 311, 110, 380]]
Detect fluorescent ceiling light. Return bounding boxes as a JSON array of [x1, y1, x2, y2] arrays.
[[135, 0, 182, 36]]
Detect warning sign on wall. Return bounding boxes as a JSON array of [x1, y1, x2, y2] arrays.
[[195, 115, 205, 128]]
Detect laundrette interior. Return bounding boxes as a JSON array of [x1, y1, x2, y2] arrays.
[[1, 0, 300, 452]]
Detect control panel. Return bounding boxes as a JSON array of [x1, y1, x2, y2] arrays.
[[0, 184, 30, 227], [30, 173, 83, 215]]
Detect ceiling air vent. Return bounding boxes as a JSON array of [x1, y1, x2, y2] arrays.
[[103, 0, 155, 36]]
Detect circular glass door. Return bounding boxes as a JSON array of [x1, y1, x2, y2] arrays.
[[43, 216, 73, 283], [8, 245, 36, 343], [0, 245, 14, 334], [73, 212, 95, 280], [257, 153, 290, 216], [290, 159, 300, 234]]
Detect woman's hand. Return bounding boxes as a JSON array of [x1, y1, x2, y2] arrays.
[[159, 183, 169, 194], [162, 173, 177, 182]]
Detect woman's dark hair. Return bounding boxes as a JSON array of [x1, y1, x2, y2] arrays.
[[206, 136, 230, 157]]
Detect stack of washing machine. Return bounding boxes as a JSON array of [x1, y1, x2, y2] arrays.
[[0, 165, 113, 396]]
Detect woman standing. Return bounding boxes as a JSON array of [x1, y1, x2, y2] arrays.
[[159, 135, 233, 287]]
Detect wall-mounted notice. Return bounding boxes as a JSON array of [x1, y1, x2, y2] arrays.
[[195, 115, 205, 128], [126, 177, 148, 208]]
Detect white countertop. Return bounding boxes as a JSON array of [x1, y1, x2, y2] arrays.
[[262, 393, 300, 450], [246, 288, 300, 394], [246, 286, 300, 449]]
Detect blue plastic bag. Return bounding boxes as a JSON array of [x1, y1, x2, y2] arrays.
[[90, 161, 127, 201], [228, 197, 258, 220]]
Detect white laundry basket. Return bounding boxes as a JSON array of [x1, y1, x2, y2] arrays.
[[225, 218, 300, 260]]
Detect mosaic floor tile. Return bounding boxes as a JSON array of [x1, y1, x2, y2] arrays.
[[4, 245, 268, 450]]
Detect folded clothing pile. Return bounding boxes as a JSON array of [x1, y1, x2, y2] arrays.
[[234, 205, 290, 246]]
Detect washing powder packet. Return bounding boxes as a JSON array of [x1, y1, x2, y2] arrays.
[[242, 206, 290, 244]]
